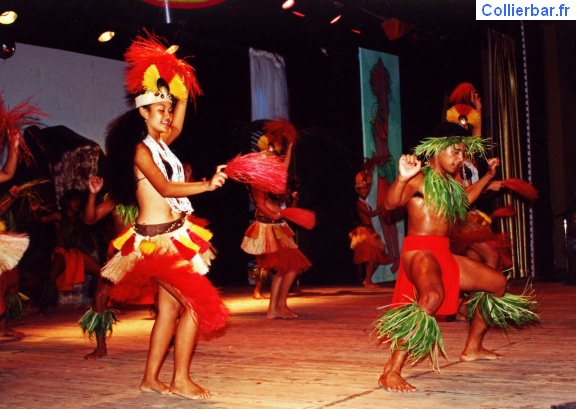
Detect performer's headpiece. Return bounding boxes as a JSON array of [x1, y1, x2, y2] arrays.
[[413, 123, 488, 162], [124, 31, 202, 108], [449, 82, 477, 105], [446, 104, 480, 131], [257, 118, 298, 154], [0, 91, 47, 164], [354, 171, 372, 189]]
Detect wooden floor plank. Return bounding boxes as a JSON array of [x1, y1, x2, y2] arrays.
[[1, 281, 575, 408]]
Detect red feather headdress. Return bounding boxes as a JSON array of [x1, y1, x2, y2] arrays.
[[449, 82, 477, 105], [263, 118, 299, 149], [0, 92, 48, 165], [124, 31, 202, 108]]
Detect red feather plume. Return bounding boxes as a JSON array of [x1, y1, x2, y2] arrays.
[[124, 31, 202, 100], [280, 207, 316, 230], [224, 153, 287, 194], [501, 178, 539, 202], [491, 205, 517, 218], [263, 118, 299, 145], [449, 82, 476, 105]]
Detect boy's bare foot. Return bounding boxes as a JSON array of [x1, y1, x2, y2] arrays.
[[253, 292, 265, 300], [170, 379, 210, 400], [140, 378, 171, 395], [363, 281, 379, 288], [378, 371, 417, 393], [460, 347, 503, 362], [84, 346, 107, 360], [0, 327, 25, 338]]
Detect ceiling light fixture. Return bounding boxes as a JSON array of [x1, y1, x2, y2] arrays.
[[282, 0, 295, 9], [0, 10, 17, 25], [330, 15, 342, 24], [98, 31, 115, 42], [351, 29, 361, 34], [292, 11, 305, 17]]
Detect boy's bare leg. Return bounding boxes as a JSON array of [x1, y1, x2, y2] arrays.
[[0, 315, 24, 338], [378, 349, 416, 392], [460, 308, 502, 361], [379, 250, 445, 392], [456, 255, 507, 361], [253, 278, 264, 299], [84, 278, 112, 360]]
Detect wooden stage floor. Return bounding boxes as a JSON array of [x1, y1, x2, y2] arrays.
[[1, 280, 575, 409]]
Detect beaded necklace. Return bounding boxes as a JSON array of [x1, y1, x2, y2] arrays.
[[143, 135, 193, 214]]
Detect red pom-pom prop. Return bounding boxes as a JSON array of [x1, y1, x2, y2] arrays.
[[280, 208, 316, 230], [0, 92, 48, 165], [224, 153, 287, 194], [501, 178, 538, 202]]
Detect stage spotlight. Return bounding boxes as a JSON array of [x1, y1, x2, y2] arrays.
[[292, 11, 305, 17], [0, 11, 17, 25], [282, 0, 295, 9], [330, 14, 342, 24], [1, 37, 15, 59], [98, 31, 115, 42]]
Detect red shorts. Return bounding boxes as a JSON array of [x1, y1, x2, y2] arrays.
[[391, 235, 460, 315]]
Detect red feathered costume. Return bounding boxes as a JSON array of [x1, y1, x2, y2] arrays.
[[100, 216, 229, 333]]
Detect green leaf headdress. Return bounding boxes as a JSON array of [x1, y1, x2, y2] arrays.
[[413, 135, 489, 163]]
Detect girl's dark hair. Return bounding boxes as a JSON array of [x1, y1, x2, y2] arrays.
[[104, 108, 147, 206]]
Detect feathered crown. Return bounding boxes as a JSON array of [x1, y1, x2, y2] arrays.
[[449, 82, 476, 105], [124, 31, 202, 108], [446, 104, 480, 130], [0, 92, 47, 165]]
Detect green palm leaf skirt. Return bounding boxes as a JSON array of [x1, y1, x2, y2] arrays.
[[78, 308, 119, 339], [466, 285, 540, 328], [374, 301, 447, 372]]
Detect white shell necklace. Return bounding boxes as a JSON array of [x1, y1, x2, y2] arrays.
[[143, 135, 193, 214]]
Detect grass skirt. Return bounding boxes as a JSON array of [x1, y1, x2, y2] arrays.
[[0, 233, 29, 274], [241, 220, 311, 275], [349, 226, 392, 265], [101, 216, 229, 333]]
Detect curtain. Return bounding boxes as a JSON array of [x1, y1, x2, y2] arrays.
[[249, 47, 289, 121], [489, 29, 531, 278]]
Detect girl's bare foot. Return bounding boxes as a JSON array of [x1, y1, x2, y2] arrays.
[[460, 347, 503, 362], [170, 379, 210, 399], [140, 378, 171, 395], [253, 292, 265, 300], [266, 307, 297, 319]]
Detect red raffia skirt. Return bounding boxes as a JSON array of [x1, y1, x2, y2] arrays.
[[241, 220, 311, 276], [100, 215, 229, 333], [349, 226, 392, 265], [391, 236, 460, 316]]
